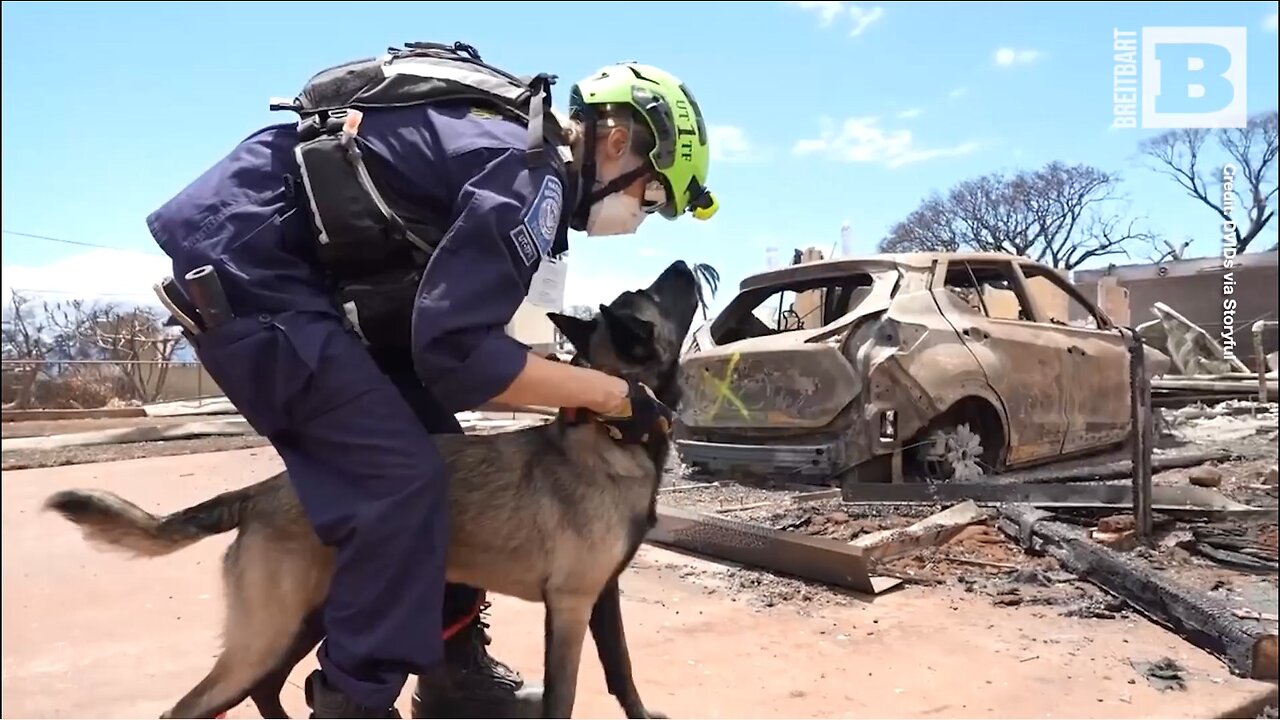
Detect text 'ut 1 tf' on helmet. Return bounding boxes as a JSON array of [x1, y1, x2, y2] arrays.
[[570, 62, 719, 223]]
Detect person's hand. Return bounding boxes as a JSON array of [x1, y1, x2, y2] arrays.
[[594, 378, 673, 445]]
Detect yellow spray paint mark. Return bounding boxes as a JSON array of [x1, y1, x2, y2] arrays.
[[705, 351, 751, 420]]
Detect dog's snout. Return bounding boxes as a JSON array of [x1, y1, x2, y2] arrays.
[[650, 261, 697, 293]]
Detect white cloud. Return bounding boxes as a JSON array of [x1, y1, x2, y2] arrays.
[[792, 0, 845, 26], [896, 107, 923, 120], [792, 116, 980, 168], [2, 248, 172, 311], [846, 5, 885, 36], [790, 1, 885, 37], [708, 124, 759, 163], [1265, 10, 1278, 32], [994, 47, 1044, 67], [948, 86, 969, 100]]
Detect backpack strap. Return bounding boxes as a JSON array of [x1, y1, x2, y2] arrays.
[[523, 72, 556, 166], [274, 41, 568, 167]]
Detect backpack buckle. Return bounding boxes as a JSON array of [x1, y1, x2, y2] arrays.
[[269, 96, 302, 113]]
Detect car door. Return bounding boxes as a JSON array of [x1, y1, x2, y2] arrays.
[[932, 259, 1071, 465], [1013, 261, 1132, 454]]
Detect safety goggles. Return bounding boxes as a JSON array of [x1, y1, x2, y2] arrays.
[[641, 180, 668, 215], [630, 85, 719, 221], [641, 177, 718, 220]]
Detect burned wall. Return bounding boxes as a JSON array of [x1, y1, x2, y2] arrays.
[[1074, 253, 1279, 372]]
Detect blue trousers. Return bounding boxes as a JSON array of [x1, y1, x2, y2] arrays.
[[187, 305, 462, 709]]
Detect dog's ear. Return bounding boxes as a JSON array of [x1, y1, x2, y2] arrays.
[[547, 312, 597, 353], [599, 304, 655, 356]]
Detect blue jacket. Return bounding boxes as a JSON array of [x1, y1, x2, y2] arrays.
[[146, 102, 574, 412]]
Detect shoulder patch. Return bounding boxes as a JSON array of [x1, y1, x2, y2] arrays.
[[509, 225, 539, 267], [521, 174, 563, 262]]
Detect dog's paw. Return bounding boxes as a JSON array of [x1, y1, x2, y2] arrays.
[[644, 709, 669, 719]]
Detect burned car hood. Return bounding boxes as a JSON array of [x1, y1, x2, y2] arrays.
[[678, 271, 897, 430]]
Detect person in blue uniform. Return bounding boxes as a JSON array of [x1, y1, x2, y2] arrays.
[[145, 49, 717, 719]]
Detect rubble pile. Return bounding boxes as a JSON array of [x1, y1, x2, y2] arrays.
[[1138, 302, 1277, 408]]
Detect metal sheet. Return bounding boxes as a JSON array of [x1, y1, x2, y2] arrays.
[[646, 504, 900, 596]]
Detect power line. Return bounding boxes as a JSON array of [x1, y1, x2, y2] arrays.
[[2, 229, 163, 255], [8, 287, 160, 298]]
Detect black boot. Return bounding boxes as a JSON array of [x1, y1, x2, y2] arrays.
[[411, 602, 544, 718], [305, 669, 401, 719]]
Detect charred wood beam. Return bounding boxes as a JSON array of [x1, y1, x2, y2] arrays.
[[1154, 393, 1272, 408], [1153, 379, 1277, 399], [839, 481, 1266, 520], [997, 451, 1233, 484], [848, 500, 989, 562], [997, 504, 1278, 681], [1255, 320, 1278, 403], [1129, 328, 1155, 540]]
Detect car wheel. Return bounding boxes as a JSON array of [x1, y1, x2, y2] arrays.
[[917, 422, 987, 483]]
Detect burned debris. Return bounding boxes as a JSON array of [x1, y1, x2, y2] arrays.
[[660, 248, 1278, 683]]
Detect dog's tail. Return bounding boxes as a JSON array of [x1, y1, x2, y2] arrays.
[[44, 485, 253, 558]]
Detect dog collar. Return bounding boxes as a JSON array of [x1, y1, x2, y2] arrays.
[[558, 407, 596, 426]]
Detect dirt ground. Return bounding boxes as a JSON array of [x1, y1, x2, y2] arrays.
[[4, 447, 1278, 719]]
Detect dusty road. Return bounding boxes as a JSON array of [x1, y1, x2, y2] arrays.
[[3, 447, 1277, 719]]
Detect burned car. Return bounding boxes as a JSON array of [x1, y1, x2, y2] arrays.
[[676, 252, 1167, 484]]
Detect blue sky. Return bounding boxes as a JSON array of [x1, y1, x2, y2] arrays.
[[2, 0, 1277, 317]]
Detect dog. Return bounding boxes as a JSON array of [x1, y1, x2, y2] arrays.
[[43, 258, 716, 719]]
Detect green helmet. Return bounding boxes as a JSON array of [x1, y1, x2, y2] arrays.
[[569, 62, 719, 222]]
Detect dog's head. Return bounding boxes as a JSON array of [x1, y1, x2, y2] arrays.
[[547, 260, 711, 398]]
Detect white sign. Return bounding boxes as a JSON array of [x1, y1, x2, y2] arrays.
[[526, 256, 567, 310]]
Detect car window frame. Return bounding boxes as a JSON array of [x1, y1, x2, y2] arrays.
[[933, 258, 1039, 324], [1012, 261, 1115, 331]]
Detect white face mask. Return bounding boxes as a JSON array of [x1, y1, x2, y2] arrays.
[[585, 192, 646, 236], [583, 131, 651, 237]]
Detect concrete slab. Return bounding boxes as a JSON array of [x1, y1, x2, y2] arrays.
[[3, 448, 1277, 719]]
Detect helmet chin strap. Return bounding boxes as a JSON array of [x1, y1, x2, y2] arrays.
[[589, 165, 649, 203], [570, 118, 651, 231], [570, 118, 599, 232]]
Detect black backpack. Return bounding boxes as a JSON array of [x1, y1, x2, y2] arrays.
[[270, 42, 573, 351], [271, 41, 564, 164]]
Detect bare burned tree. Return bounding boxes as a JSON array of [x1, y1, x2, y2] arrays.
[[2, 293, 187, 408], [880, 161, 1158, 269], [878, 192, 965, 254], [1139, 110, 1278, 253], [43, 300, 185, 404], [1, 290, 54, 409], [1147, 237, 1194, 264], [564, 304, 595, 320], [89, 306, 184, 404]]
